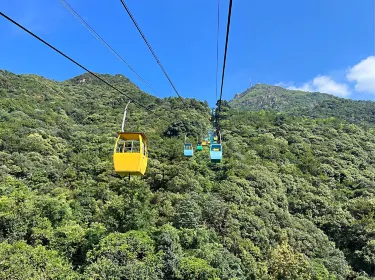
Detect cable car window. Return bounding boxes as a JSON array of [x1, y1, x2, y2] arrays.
[[116, 138, 125, 152], [116, 140, 140, 153], [143, 143, 146, 156]]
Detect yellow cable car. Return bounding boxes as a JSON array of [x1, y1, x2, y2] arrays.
[[202, 140, 207, 146], [113, 132, 148, 176]]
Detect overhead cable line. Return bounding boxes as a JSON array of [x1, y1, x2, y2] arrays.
[[119, 0, 185, 102], [58, 0, 159, 96], [0, 11, 157, 116], [216, 0, 233, 120], [215, 0, 220, 101]]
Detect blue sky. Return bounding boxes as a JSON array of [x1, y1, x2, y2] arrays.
[[1, 0, 374, 106]]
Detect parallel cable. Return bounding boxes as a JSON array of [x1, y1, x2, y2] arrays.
[[216, 0, 233, 121], [58, 0, 159, 96], [0, 11, 157, 115], [215, 0, 220, 101], [119, 0, 185, 102]]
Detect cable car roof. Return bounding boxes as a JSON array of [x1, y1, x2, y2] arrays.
[[117, 132, 147, 141]]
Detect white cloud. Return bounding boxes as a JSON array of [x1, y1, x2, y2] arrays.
[[287, 83, 314, 92], [347, 56, 375, 94], [277, 76, 351, 97], [311, 76, 351, 97], [277, 56, 375, 98]]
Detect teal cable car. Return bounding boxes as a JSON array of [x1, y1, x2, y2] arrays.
[[184, 134, 193, 157], [196, 137, 203, 151], [208, 131, 214, 144], [196, 143, 203, 151], [184, 143, 194, 157], [211, 108, 216, 126], [210, 143, 222, 163], [210, 131, 222, 163]]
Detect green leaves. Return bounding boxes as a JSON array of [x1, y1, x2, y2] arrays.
[[269, 240, 312, 280], [85, 231, 163, 279], [179, 257, 218, 280], [0, 241, 78, 279], [1, 70, 375, 279]]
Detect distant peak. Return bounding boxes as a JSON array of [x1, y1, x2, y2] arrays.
[[66, 72, 133, 86]]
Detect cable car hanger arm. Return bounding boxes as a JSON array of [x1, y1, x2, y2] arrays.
[[121, 101, 131, 132]]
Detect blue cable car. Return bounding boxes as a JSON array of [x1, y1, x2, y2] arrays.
[[184, 143, 193, 157], [183, 135, 193, 157], [210, 143, 222, 163], [208, 131, 214, 144], [211, 108, 216, 126]]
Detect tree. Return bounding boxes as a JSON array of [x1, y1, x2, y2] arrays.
[[179, 256, 218, 280], [0, 241, 78, 279], [269, 240, 312, 280], [85, 231, 163, 279]]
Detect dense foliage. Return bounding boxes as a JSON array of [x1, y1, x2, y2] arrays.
[[1, 70, 375, 279], [230, 84, 375, 128]]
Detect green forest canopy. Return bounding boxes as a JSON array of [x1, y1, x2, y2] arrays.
[[1, 70, 375, 279]]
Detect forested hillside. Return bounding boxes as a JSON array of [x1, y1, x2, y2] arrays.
[[1, 70, 375, 279], [230, 84, 375, 127]]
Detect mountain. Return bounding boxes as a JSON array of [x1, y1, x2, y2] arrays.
[[0, 70, 374, 279], [230, 84, 375, 127], [230, 84, 339, 110]]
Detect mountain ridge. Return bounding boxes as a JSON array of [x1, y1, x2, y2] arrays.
[[230, 84, 375, 127]]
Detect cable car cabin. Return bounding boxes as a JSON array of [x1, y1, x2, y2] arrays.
[[196, 143, 203, 151], [113, 132, 148, 176], [202, 140, 207, 146], [209, 132, 214, 144], [184, 143, 194, 157], [210, 143, 222, 163]]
